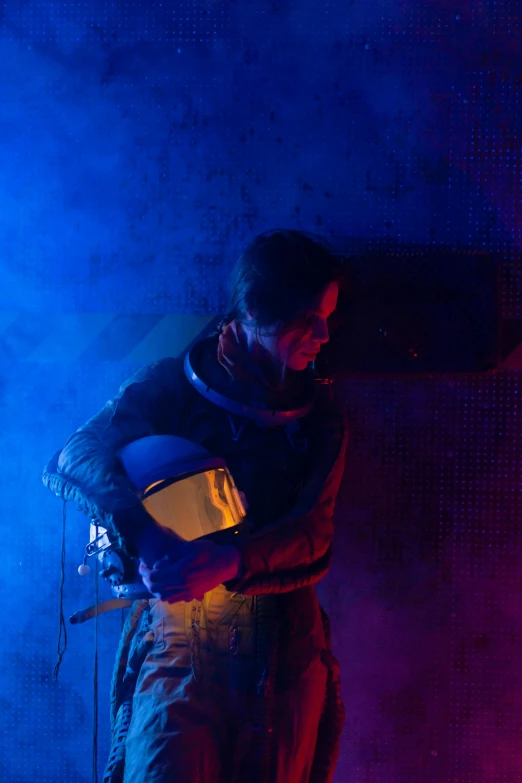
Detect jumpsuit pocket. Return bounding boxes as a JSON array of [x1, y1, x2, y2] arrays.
[[148, 598, 193, 660], [205, 587, 255, 657], [206, 585, 254, 627]]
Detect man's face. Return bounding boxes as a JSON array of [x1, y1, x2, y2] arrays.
[[264, 281, 339, 371]]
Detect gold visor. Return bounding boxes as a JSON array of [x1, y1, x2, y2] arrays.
[[141, 467, 246, 541]]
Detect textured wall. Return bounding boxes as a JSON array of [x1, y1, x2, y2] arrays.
[[2, 0, 518, 314], [318, 372, 522, 782], [1, 1, 521, 781]]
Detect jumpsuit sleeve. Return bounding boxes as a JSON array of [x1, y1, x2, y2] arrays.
[[226, 390, 348, 594], [44, 357, 184, 554]]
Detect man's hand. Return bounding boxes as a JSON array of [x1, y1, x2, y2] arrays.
[[132, 520, 182, 568], [139, 539, 242, 603]]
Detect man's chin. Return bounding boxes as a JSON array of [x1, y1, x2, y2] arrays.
[[288, 356, 314, 371]]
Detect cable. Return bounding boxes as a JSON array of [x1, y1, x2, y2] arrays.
[[52, 501, 68, 680], [92, 527, 99, 783]]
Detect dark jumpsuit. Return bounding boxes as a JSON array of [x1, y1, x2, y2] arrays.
[[49, 344, 348, 783]]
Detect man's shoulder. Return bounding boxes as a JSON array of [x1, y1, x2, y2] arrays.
[[118, 355, 187, 393]]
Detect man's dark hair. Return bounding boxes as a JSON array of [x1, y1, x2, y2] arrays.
[[224, 229, 342, 331]]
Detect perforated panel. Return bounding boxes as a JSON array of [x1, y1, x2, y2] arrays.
[[318, 372, 522, 782]]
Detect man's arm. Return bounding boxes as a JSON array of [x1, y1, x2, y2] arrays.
[[225, 395, 348, 594], [44, 357, 185, 561]]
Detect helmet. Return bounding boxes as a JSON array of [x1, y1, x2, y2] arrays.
[[84, 435, 247, 601]]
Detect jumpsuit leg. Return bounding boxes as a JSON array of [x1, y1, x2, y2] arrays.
[[123, 682, 224, 783], [271, 657, 328, 783], [123, 597, 224, 783], [123, 587, 256, 783]]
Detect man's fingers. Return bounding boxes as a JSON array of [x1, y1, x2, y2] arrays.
[[151, 552, 192, 573], [153, 543, 191, 570], [151, 555, 169, 570], [165, 595, 183, 604], [152, 553, 181, 570], [148, 570, 182, 588]]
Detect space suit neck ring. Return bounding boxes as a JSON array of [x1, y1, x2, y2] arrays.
[[184, 340, 316, 426]]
